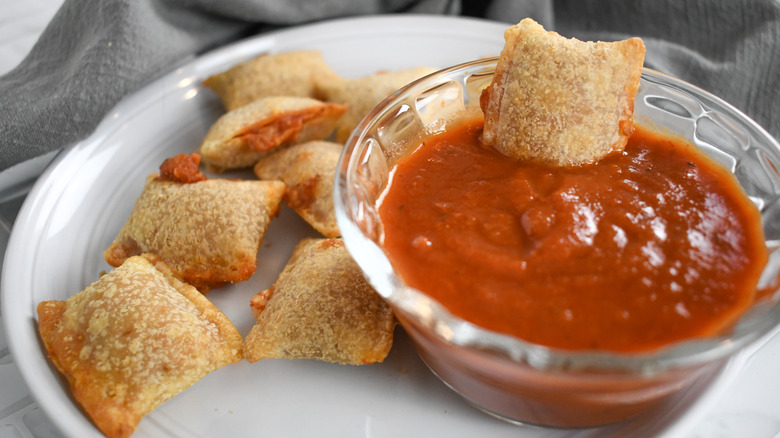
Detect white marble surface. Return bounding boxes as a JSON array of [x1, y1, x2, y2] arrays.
[[0, 1, 779, 437]]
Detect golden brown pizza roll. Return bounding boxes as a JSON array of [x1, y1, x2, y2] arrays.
[[316, 66, 436, 143], [198, 96, 348, 172], [253, 141, 343, 237], [244, 238, 395, 365], [480, 18, 645, 166], [104, 173, 285, 293], [37, 254, 243, 438], [203, 50, 342, 111]]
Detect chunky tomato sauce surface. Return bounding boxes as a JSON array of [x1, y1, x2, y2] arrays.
[[378, 119, 767, 352]]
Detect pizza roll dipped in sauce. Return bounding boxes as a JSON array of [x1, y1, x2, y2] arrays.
[[254, 140, 343, 237], [203, 50, 342, 111], [198, 96, 348, 172], [480, 18, 645, 166], [316, 66, 435, 143], [105, 154, 285, 293], [244, 238, 395, 365], [37, 254, 243, 438]]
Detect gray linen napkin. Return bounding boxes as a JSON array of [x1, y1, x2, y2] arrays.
[[0, 0, 777, 175], [0, 0, 457, 174], [488, 0, 780, 143]]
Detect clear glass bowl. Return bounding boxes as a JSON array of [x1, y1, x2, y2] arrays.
[[334, 57, 780, 428]]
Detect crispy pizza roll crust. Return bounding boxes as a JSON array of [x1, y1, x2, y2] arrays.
[[480, 18, 645, 166], [244, 238, 395, 365], [254, 141, 343, 237], [104, 174, 285, 292], [317, 66, 435, 143], [203, 50, 342, 111], [37, 254, 243, 438], [198, 96, 348, 172]]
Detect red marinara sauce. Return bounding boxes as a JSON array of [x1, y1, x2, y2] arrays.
[[378, 118, 768, 352]]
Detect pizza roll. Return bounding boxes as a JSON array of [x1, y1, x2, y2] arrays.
[[480, 18, 645, 166], [104, 172, 285, 293], [244, 238, 395, 365], [254, 141, 343, 237], [198, 96, 348, 172], [37, 254, 243, 438], [317, 66, 436, 143], [203, 50, 342, 111]]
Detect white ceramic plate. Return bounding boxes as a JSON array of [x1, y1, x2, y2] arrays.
[[0, 15, 755, 438]]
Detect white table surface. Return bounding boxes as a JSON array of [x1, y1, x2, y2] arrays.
[[1, 1, 779, 437]]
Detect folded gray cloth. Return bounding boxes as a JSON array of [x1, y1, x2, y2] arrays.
[[0, 0, 457, 173], [554, 0, 780, 147], [0, 0, 777, 174], [490, 0, 780, 142]]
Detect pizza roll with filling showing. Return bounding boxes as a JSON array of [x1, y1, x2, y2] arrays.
[[244, 238, 395, 365], [37, 254, 243, 438], [198, 96, 348, 172], [105, 158, 285, 293], [316, 66, 436, 143], [480, 18, 645, 166], [254, 141, 343, 237], [203, 50, 342, 111]]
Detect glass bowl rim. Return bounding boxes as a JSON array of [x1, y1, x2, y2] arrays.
[[334, 57, 780, 373]]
